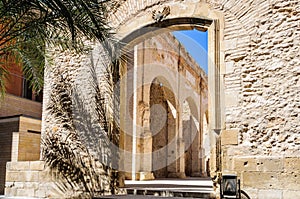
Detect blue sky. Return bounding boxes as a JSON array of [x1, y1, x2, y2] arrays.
[[172, 29, 208, 73]]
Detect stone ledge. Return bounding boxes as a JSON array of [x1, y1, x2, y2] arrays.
[[29, 161, 45, 171], [7, 162, 30, 171], [242, 171, 300, 191]]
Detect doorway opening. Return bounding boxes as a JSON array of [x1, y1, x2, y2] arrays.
[[118, 17, 222, 180]]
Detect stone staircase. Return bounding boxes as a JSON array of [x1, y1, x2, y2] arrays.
[[96, 178, 216, 199]]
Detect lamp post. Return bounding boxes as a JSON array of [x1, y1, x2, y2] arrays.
[[220, 174, 241, 199]]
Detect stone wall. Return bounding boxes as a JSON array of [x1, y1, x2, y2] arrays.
[[38, 0, 300, 198], [0, 117, 18, 194], [108, 0, 300, 198], [5, 161, 66, 198], [216, 0, 300, 198], [215, 0, 300, 156]]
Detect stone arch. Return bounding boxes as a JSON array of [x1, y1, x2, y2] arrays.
[[150, 76, 177, 178], [149, 75, 177, 108], [114, 1, 225, 134], [114, 0, 265, 180], [116, 7, 223, 179]]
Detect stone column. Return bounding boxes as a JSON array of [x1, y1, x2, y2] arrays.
[[135, 42, 154, 180], [191, 115, 202, 177], [118, 52, 135, 181], [167, 106, 186, 178]]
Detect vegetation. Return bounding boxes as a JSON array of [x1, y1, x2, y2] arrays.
[[0, 0, 120, 93]]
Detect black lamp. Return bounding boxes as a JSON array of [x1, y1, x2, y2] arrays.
[[221, 174, 240, 199]]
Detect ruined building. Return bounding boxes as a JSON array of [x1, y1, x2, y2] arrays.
[[3, 0, 300, 199]]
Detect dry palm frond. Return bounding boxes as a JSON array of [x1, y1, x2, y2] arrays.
[[42, 71, 107, 197]]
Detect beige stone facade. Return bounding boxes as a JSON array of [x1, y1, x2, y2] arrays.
[[107, 0, 300, 198], [4, 0, 300, 198]]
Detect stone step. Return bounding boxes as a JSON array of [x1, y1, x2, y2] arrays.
[[96, 194, 214, 199], [123, 178, 216, 199], [126, 188, 215, 198]]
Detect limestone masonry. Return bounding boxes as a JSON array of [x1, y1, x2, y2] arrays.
[[4, 0, 300, 199]]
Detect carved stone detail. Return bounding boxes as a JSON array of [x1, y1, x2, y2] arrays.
[[152, 6, 170, 22]]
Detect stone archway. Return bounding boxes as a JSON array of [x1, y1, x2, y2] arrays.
[[113, 1, 227, 180], [5, 1, 299, 199], [118, 30, 208, 180], [150, 77, 176, 178]]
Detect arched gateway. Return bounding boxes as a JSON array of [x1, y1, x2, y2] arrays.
[[4, 1, 300, 199], [112, 1, 224, 182], [118, 32, 208, 180]]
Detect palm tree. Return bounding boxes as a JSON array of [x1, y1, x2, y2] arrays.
[[0, 0, 118, 94]]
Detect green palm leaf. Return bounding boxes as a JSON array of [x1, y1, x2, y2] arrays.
[[0, 0, 115, 94]]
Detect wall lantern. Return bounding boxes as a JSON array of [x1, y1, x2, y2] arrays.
[[220, 174, 241, 199]]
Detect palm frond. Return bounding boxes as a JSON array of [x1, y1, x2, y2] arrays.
[[0, 0, 115, 93], [42, 71, 107, 197], [0, 64, 8, 97]]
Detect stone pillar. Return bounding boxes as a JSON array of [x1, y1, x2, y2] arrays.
[[168, 107, 185, 178], [191, 116, 202, 177], [119, 51, 134, 180], [135, 42, 154, 180], [138, 130, 154, 180]]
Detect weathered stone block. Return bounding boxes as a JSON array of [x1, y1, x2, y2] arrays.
[[256, 157, 284, 172], [137, 172, 154, 180], [30, 161, 45, 171], [17, 171, 39, 182], [279, 172, 300, 190], [9, 161, 30, 171], [233, 157, 258, 172], [4, 187, 17, 197], [225, 61, 235, 74], [14, 182, 25, 189], [224, 91, 239, 107], [221, 129, 238, 145], [6, 171, 20, 182], [242, 171, 280, 189], [284, 157, 300, 173], [24, 182, 39, 189], [16, 188, 34, 197]]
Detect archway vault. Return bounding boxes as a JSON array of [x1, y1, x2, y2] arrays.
[[115, 1, 225, 130], [116, 1, 225, 180], [116, 1, 225, 182]]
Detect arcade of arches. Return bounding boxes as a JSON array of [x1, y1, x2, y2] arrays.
[[4, 0, 300, 198], [118, 32, 209, 180]]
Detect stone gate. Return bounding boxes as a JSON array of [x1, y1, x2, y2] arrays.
[[118, 32, 208, 180], [4, 0, 300, 199]]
